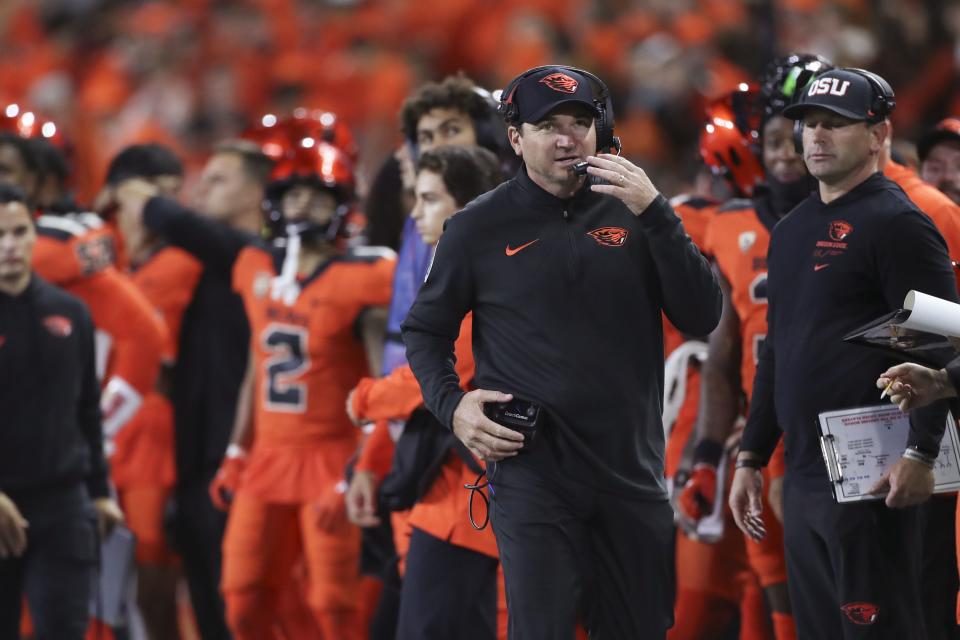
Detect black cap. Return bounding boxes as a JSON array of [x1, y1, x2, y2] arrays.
[[505, 67, 600, 124], [917, 118, 960, 163], [782, 68, 891, 122]]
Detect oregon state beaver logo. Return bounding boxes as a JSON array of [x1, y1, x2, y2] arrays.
[[42, 315, 73, 338], [539, 73, 579, 94], [587, 227, 628, 247], [829, 220, 853, 242], [841, 603, 879, 625]]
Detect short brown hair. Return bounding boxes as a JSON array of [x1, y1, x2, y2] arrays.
[[400, 73, 491, 142], [416, 146, 503, 208], [213, 140, 275, 185]]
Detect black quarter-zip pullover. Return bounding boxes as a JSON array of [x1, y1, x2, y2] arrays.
[[0, 276, 109, 499], [741, 172, 959, 487], [402, 168, 721, 497]]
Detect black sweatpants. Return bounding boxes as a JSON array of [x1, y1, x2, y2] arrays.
[[783, 479, 927, 639], [0, 484, 98, 640], [396, 526, 499, 640], [488, 455, 675, 640], [173, 474, 231, 640]]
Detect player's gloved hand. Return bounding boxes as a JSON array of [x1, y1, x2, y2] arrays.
[[678, 464, 718, 522], [314, 481, 348, 532], [209, 445, 247, 511]]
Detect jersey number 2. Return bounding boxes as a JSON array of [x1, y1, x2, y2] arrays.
[[262, 324, 309, 413]]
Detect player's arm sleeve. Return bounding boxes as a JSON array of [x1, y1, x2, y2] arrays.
[[639, 196, 722, 337], [879, 211, 959, 454], [72, 268, 166, 437], [77, 306, 110, 499], [358, 315, 476, 422], [355, 420, 395, 482], [143, 196, 252, 278], [401, 220, 474, 429], [693, 268, 742, 465]]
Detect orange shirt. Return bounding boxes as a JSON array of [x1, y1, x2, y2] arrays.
[[131, 247, 204, 360], [233, 245, 395, 446], [33, 213, 117, 284], [704, 200, 788, 476], [885, 161, 960, 275], [704, 200, 771, 400], [352, 314, 497, 557]]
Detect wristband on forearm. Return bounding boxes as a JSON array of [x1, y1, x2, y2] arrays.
[[734, 457, 764, 470], [902, 446, 936, 469], [693, 439, 724, 467]]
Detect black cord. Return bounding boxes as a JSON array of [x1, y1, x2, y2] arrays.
[[464, 470, 491, 530]]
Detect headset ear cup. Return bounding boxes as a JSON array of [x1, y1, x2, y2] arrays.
[[595, 109, 609, 152], [793, 119, 804, 154]]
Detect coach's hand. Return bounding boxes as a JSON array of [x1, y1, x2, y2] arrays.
[[585, 154, 659, 215], [877, 363, 955, 411], [0, 492, 28, 559], [729, 463, 766, 542], [868, 457, 935, 508], [93, 497, 125, 538], [452, 390, 525, 462], [346, 470, 381, 528]]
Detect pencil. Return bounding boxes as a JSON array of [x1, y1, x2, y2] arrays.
[[880, 380, 894, 400]]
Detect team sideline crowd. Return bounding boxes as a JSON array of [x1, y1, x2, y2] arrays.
[[2, 38, 960, 640]]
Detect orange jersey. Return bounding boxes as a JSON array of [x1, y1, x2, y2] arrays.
[[352, 314, 475, 424], [704, 199, 773, 400], [131, 247, 204, 360], [234, 244, 395, 446], [33, 213, 117, 285], [885, 161, 960, 268]]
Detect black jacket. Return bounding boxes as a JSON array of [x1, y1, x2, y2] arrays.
[[0, 276, 109, 499], [402, 168, 722, 497], [741, 173, 959, 487], [144, 197, 252, 485]]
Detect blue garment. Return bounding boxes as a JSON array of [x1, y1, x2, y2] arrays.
[[382, 216, 434, 374]]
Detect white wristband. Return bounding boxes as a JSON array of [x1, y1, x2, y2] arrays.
[[226, 444, 247, 460]]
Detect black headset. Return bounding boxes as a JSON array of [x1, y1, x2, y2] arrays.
[[498, 65, 622, 154], [793, 67, 896, 152]]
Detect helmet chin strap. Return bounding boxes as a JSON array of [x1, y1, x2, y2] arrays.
[[270, 223, 302, 306]]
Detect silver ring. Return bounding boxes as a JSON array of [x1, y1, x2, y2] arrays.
[[619, 173, 625, 186]]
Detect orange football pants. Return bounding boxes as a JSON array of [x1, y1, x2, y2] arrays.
[[222, 492, 362, 640]]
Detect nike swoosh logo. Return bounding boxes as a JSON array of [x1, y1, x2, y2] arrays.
[[814, 263, 830, 271], [505, 239, 539, 256]]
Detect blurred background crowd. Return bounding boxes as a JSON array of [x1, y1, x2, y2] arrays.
[[1, 0, 958, 206]]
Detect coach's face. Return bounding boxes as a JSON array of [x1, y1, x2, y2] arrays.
[[801, 108, 883, 186], [510, 104, 597, 197], [0, 201, 35, 286]]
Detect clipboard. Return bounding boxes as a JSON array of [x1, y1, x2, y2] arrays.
[[817, 404, 960, 503], [89, 524, 137, 627], [842, 290, 960, 368]]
